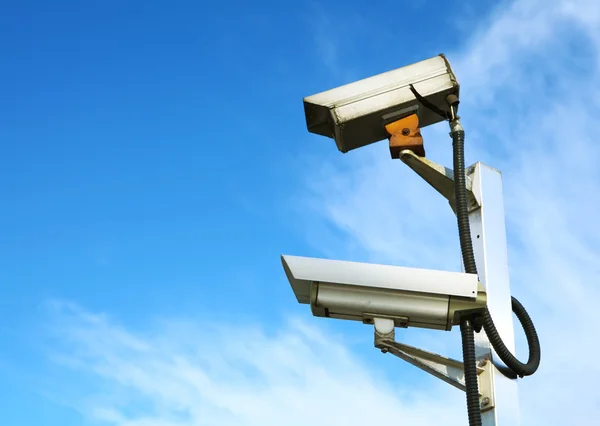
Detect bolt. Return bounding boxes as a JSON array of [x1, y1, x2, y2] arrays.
[[481, 397, 490, 407], [401, 128, 410, 136], [381, 347, 389, 354]]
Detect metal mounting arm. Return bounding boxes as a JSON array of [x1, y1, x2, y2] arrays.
[[373, 318, 495, 412], [398, 150, 481, 213]]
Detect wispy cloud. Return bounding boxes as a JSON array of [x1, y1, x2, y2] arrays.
[[43, 301, 468, 426], [301, 0, 600, 424]]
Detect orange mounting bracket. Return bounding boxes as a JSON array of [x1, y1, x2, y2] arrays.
[[386, 114, 425, 158]]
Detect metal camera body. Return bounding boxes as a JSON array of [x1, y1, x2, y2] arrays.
[[303, 54, 459, 153], [282, 255, 486, 331]]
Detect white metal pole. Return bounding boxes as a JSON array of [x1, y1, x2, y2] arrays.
[[468, 162, 521, 425]]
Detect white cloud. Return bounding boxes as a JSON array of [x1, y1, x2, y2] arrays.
[[44, 301, 468, 426], [302, 0, 600, 424]]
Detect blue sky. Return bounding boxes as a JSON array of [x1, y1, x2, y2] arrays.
[[2, 0, 600, 425]]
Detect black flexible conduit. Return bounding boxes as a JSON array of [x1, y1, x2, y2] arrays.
[[484, 295, 541, 377], [450, 113, 541, 425], [451, 121, 483, 426], [460, 318, 482, 426]]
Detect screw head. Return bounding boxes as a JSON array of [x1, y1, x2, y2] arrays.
[[381, 348, 388, 353], [481, 397, 490, 407], [401, 128, 410, 136]]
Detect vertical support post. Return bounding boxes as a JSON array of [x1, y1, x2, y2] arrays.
[[467, 163, 521, 425]]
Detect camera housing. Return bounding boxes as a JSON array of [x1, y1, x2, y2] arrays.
[[303, 54, 459, 153], [281, 255, 485, 331]]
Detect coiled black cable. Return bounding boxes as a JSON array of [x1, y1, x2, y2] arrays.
[[460, 318, 483, 426], [484, 296, 541, 377], [451, 122, 483, 426], [451, 126, 477, 275], [450, 116, 541, 426]]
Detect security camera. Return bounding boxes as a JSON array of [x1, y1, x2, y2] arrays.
[[281, 255, 485, 331], [303, 54, 459, 153]]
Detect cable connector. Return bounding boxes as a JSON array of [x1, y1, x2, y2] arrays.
[[446, 94, 463, 136]]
